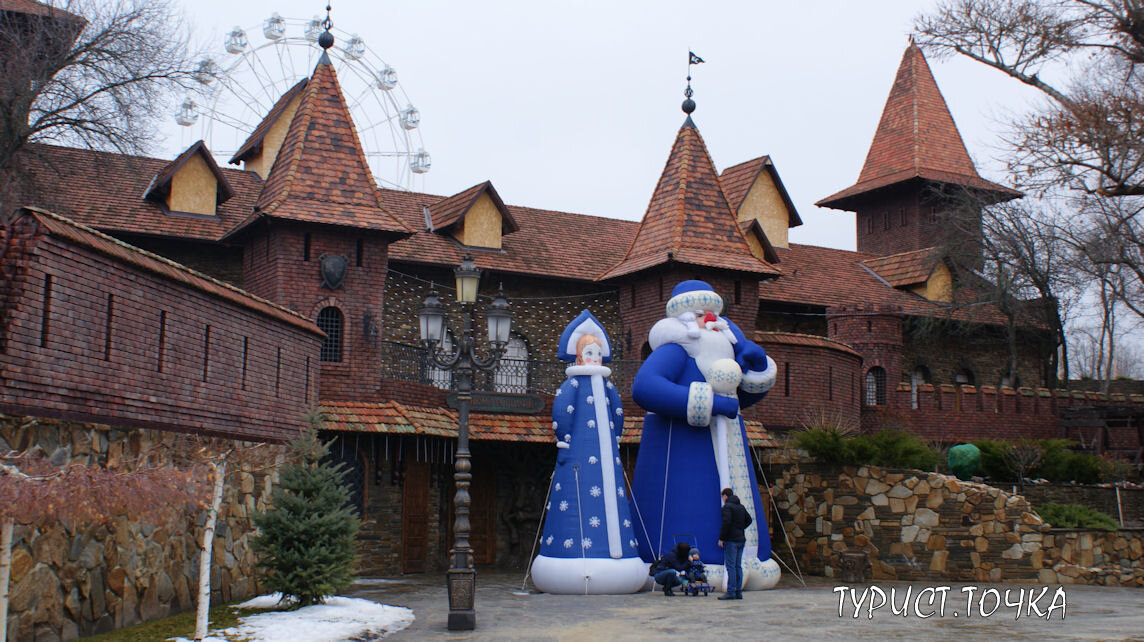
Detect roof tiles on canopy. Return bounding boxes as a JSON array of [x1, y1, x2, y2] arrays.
[[861, 247, 943, 287]]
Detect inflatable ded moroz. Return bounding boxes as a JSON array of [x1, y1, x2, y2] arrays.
[[630, 280, 782, 590], [531, 310, 648, 594]]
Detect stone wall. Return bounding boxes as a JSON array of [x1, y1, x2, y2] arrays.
[[771, 462, 1144, 587], [2, 415, 285, 641]]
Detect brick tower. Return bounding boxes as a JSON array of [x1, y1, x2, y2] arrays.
[[817, 41, 1020, 260], [221, 47, 412, 400]]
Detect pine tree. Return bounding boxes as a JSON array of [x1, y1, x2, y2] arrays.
[[252, 424, 360, 607]]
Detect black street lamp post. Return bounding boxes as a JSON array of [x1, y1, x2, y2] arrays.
[[417, 253, 512, 631]]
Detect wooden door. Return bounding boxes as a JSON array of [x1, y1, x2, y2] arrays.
[[401, 460, 430, 573], [469, 466, 497, 565]]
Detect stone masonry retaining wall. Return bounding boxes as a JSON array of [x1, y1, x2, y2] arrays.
[[1, 415, 285, 641], [771, 463, 1144, 587]]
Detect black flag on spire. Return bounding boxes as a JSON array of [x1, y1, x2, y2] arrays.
[[689, 51, 705, 65]]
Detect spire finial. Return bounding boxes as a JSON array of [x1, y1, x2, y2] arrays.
[[318, 2, 334, 50], [683, 50, 703, 114]]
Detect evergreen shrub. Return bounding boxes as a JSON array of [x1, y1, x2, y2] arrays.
[[794, 428, 938, 470], [1035, 502, 1119, 531], [252, 426, 360, 607]]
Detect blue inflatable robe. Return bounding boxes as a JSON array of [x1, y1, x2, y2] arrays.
[[630, 280, 782, 590], [531, 310, 647, 594]]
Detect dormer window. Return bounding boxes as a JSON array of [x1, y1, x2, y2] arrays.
[[427, 181, 519, 250], [143, 141, 234, 216]]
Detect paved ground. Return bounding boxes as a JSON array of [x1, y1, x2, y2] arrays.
[[346, 571, 1144, 641]]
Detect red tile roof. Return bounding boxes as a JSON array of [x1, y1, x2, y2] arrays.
[[250, 56, 410, 236], [18, 144, 262, 241], [229, 78, 308, 165], [1, 0, 83, 22], [382, 186, 639, 281], [321, 400, 777, 447], [756, 331, 862, 359], [861, 247, 942, 287], [143, 140, 235, 206], [17, 207, 322, 336], [428, 181, 519, 234], [720, 156, 803, 228], [818, 43, 1021, 210], [599, 118, 780, 280]]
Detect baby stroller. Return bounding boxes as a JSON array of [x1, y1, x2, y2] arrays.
[[674, 534, 711, 597]]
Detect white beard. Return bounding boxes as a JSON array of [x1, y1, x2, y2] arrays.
[[648, 316, 736, 385]]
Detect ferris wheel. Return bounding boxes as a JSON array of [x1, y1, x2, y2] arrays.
[[173, 12, 430, 191]]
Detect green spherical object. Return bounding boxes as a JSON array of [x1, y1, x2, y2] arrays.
[[948, 443, 981, 481]]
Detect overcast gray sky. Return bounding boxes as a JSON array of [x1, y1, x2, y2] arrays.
[[167, 0, 1043, 253]]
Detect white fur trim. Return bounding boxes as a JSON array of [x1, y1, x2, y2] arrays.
[[665, 289, 723, 318], [686, 382, 714, 427], [531, 556, 649, 594], [556, 441, 569, 449], [739, 356, 777, 394], [566, 364, 611, 377]]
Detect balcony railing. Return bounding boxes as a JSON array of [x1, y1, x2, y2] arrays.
[[379, 341, 640, 396]]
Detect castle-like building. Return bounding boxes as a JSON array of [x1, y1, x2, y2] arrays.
[[2, 4, 1141, 631]]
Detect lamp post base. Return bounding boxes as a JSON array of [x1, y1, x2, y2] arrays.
[[447, 610, 476, 631]]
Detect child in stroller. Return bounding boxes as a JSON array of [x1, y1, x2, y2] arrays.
[[681, 548, 711, 597]]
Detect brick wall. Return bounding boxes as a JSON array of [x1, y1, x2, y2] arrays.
[[0, 219, 320, 442], [903, 320, 1050, 389], [853, 183, 982, 259], [242, 224, 394, 401], [750, 333, 863, 432], [867, 383, 1144, 446], [123, 236, 244, 288]]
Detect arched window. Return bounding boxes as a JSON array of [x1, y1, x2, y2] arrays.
[[494, 334, 529, 394], [316, 307, 344, 362], [428, 330, 454, 390], [955, 368, 975, 386], [864, 366, 886, 407]]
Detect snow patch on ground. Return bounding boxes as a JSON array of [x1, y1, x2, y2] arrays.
[[169, 595, 414, 642]]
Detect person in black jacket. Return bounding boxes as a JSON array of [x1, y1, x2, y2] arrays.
[[650, 541, 692, 596], [717, 488, 752, 600]]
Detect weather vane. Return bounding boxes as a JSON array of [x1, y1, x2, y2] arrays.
[[683, 50, 704, 114]]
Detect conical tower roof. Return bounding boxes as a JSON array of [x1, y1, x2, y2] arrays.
[[251, 54, 411, 234], [817, 42, 1020, 211], [600, 117, 778, 280]]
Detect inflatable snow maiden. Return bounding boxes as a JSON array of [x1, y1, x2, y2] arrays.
[[630, 280, 781, 590], [531, 310, 647, 594]]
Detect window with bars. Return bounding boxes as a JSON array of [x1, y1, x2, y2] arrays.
[[864, 366, 886, 407], [317, 307, 344, 362]]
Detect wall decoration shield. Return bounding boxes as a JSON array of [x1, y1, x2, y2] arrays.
[[319, 254, 348, 290]]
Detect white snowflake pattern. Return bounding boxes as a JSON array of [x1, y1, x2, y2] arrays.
[[590, 486, 602, 497], [570, 379, 579, 388], [629, 539, 638, 549], [554, 482, 562, 491], [617, 487, 625, 498], [546, 535, 553, 545], [586, 395, 595, 405], [559, 500, 569, 512], [566, 405, 574, 414], [587, 420, 596, 428], [589, 516, 600, 527], [546, 502, 551, 510], [606, 381, 614, 389], [551, 421, 558, 430], [615, 456, 621, 465], [564, 434, 572, 443], [563, 538, 573, 549], [615, 407, 623, 416], [555, 387, 562, 397], [588, 456, 598, 464], [623, 519, 632, 528], [581, 538, 593, 549], [610, 422, 615, 430]]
